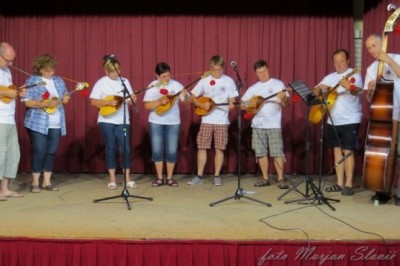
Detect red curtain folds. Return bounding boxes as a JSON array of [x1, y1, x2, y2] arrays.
[[0, 15, 354, 175], [0, 238, 399, 266]]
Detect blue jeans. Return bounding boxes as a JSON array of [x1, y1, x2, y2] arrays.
[[98, 122, 131, 169], [27, 128, 61, 173], [149, 122, 180, 162]]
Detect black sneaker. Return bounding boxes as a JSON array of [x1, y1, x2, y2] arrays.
[[371, 192, 391, 204]]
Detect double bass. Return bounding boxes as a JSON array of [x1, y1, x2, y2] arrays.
[[363, 5, 400, 193]]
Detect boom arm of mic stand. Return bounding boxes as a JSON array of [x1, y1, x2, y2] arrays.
[[120, 86, 139, 113], [233, 67, 243, 86], [109, 61, 139, 113]]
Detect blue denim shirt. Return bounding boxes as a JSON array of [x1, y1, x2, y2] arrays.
[[23, 75, 67, 136]]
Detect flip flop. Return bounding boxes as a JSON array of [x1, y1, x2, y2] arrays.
[[254, 179, 271, 187], [107, 182, 117, 190], [0, 195, 7, 201], [126, 181, 137, 188], [5, 192, 24, 198]]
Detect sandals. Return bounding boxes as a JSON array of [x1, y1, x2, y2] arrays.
[[4, 191, 24, 198], [30, 185, 41, 193], [107, 182, 117, 190], [42, 184, 59, 191], [152, 179, 164, 187], [126, 181, 137, 188], [254, 179, 271, 187], [341, 186, 354, 196], [325, 184, 342, 192], [166, 179, 179, 187], [278, 179, 289, 189]]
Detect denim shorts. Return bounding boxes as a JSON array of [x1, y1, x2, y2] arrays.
[[149, 122, 180, 162]]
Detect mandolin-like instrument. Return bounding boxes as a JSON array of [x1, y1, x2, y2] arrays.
[[193, 96, 232, 116], [155, 71, 211, 116], [308, 68, 359, 124], [363, 5, 400, 193], [243, 89, 287, 120], [99, 81, 163, 116], [44, 82, 89, 114], [0, 81, 46, 104]]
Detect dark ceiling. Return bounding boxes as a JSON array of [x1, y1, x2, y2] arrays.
[[1, 0, 358, 16]]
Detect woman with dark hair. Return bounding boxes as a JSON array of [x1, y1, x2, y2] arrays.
[[143, 62, 190, 187]]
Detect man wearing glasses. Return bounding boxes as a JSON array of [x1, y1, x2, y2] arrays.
[[188, 55, 238, 186], [0, 42, 25, 200]]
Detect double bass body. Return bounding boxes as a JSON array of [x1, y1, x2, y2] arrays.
[[363, 80, 397, 192]]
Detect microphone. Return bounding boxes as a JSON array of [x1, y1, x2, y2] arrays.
[[103, 54, 117, 62], [335, 151, 353, 167], [230, 61, 237, 69], [388, 3, 397, 12]]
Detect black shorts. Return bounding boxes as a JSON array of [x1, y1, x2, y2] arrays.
[[325, 123, 359, 151]]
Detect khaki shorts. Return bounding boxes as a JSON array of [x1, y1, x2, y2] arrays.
[[252, 128, 285, 158], [0, 124, 20, 179]]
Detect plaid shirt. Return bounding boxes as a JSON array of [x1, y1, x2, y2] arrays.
[[23, 75, 67, 136]]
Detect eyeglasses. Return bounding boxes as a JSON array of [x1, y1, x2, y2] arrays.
[[212, 67, 223, 72], [0, 54, 14, 64]]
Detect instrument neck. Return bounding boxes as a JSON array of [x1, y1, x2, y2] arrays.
[[378, 34, 389, 78]]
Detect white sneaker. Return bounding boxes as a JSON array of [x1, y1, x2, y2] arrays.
[[187, 176, 203, 185], [213, 177, 222, 186]]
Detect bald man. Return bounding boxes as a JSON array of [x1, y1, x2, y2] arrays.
[[364, 34, 400, 206], [0, 42, 25, 200]]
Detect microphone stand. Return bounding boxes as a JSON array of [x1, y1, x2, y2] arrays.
[[209, 63, 271, 207], [94, 58, 153, 210]]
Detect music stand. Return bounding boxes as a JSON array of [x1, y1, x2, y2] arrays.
[[277, 80, 339, 211], [93, 57, 153, 210]]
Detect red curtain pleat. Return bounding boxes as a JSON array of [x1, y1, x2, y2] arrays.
[[1, 238, 400, 266]]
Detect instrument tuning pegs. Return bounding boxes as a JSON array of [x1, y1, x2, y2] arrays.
[[388, 3, 397, 12]]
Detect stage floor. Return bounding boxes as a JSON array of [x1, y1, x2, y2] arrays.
[[1, 173, 399, 242]]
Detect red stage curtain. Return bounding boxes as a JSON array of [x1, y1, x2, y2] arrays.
[[0, 238, 399, 266], [0, 14, 354, 175]]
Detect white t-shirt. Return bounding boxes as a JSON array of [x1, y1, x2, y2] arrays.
[[191, 74, 238, 124], [143, 79, 184, 125], [364, 54, 400, 121], [90, 76, 133, 124], [0, 67, 16, 124], [318, 68, 363, 126], [242, 78, 288, 129], [41, 77, 61, 128]]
